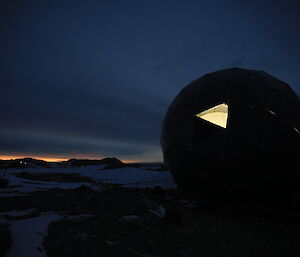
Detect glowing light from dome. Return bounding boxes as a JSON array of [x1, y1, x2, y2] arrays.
[[195, 103, 228, 128]]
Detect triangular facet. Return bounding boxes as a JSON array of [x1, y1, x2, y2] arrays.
[[195, 103, 228, 128]]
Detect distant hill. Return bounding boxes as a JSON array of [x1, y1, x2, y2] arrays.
[[0, 158, 49, 169], [66, 157, 127, 169], [0, 157, 167, 171]]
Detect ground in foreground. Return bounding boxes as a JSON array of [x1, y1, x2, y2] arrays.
[[1, 186, 300, 257]]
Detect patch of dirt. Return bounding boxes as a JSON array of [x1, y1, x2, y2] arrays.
[[43, 202, 300, 257], [0, 222, 12, 257], [0, 186, 148, 216], [14, 172, 92, 183], [0, 179, 9, 188]]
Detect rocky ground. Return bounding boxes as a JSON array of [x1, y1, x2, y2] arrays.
[[0, 222, 11, 257], [1, 164, 300, 257], [43, 189, 300, 257]]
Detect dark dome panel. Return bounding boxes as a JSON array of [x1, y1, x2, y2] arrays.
[[230, 113, 265, 147], [193, 89, 228, 115], [193, 117, 225, 146], [175, 118, 195, 149], [193, 132, 227, 164], [161, 68, 300, 203]]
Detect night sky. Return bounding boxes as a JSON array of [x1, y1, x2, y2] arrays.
[[1, 0, 300, 162]]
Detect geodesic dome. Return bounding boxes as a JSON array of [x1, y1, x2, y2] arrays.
[[161, 68, 300, 201]]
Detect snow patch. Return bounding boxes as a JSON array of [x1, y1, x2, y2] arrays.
[[119, 215, 139, 222], [0, 166, 176, 198], [149, 205, 166, 218], [0, 209, 36, 218], [105, 240, 118, 246], [65, 214, 95, 221], [6, 212, 61, 257]]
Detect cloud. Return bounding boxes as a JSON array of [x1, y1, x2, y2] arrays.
[[0, 0, 299, 161], [0, 129, 161, 161]]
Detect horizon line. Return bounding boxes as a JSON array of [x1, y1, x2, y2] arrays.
[[0, 155, 162, 164]]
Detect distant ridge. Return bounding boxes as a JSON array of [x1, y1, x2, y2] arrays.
[[66, 157, 127, 169], [0, 157, 167, 171], [0, 157, 49, 169]]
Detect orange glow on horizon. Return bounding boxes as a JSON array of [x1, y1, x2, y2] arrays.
[[0, 155, 153, 163], [0, 155, 69, 162], [122, 159, 143, 163]]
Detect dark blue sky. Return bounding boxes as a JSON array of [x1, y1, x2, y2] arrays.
[[1, 0, 299, 161]]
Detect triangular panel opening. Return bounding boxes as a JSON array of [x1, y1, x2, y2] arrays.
[[195, 103, 228, 128]]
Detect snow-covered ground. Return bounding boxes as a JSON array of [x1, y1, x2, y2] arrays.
[[1, 211, 100, 257], [0, 209, 37, 219], [6, 212, 61, 257], [0, 165, 176, 257], [0, 165, 176, 197]]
